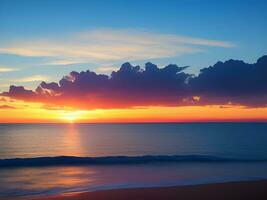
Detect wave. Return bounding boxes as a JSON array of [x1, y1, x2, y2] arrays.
[[0, 155, 266, 168]]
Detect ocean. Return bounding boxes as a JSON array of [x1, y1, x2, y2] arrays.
[[0, 123, 267, 198]]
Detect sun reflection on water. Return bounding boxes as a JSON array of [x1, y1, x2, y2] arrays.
[[61, 124, 86, 157]]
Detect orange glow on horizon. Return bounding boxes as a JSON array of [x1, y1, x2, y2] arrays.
[[0, 98, 266, 123]]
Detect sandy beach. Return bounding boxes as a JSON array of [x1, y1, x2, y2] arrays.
[[23, 180, 267, 200]]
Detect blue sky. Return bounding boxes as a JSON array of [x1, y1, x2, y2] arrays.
[[0, 0, 266, 91]]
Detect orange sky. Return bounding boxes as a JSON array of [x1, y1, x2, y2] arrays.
[[0, 97, 266, 123]]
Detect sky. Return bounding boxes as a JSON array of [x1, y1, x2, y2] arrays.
[[0, 0, 266, 122]]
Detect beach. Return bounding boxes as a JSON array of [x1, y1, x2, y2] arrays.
[[26, 180, 267, 200]]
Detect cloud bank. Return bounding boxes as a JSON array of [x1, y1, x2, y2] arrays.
[[0, 29, 235, 65], [2, 55, 267, 109]]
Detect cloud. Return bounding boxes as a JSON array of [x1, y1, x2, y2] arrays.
[[3, 86, 36, 100], [1, 62, 191, 108], [189, 55, 267, 106], [0, 67, 19, 72], [95, 66, 119, 73], [0, 97, 7, 102], [0, 83, 12, 89], [2, 55, 267, 109], [14, 75, 50, 83], [0, 29, 235, 64], [0, 105, 17, 109], [45, 60, 82, 65]]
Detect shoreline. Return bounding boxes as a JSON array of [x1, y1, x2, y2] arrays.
[[21, 179, 267, 200]]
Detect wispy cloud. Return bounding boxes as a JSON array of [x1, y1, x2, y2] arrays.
[[0, 67, 19, 72], [0, 83, 11, 88], [0, 29, 235, 64], [14, 75, 50, 83], [0, 105, 17, 109], [45, 60, 83, 65], [96, 66, 119, 73]]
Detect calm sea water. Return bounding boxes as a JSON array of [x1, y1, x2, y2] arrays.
[[0, 123, 267, 198]]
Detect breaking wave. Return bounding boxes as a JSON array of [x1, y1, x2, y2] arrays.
[[0, 155, 266, 168]]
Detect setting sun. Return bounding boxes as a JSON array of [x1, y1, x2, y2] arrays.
[[60, 111, 86, 123]]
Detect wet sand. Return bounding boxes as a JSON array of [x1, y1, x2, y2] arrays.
[[27, 180, 267, 200]]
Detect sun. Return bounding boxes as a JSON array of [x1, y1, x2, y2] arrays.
[[61, 111, 85, 123], [64, 115, 76, 123]]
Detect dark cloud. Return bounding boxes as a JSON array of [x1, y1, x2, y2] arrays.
[[1, 55, 267, 108], [3, 86, 37, 100], [189, 55, 267, 106]]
